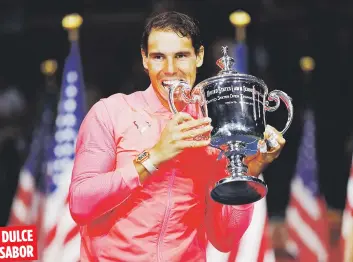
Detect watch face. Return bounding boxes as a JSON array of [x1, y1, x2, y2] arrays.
[[137, 151, 149, 162]]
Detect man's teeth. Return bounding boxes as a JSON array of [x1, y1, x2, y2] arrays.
[[162, 80, 180, 87]]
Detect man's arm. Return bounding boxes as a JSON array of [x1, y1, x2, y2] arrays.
[[69, 100, 150, 226], [204, 154, 254, 252]]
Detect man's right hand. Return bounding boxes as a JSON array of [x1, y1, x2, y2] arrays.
[[149, 112, 212, 167]]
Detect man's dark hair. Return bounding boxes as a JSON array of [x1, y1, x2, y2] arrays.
[[141, 11, 202, 55]]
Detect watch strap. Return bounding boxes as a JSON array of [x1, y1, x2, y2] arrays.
[[141, 158, 158, 174], [136, 150, 158, 174]]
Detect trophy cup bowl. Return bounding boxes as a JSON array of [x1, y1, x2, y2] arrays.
[[168, 46, 294, 205]]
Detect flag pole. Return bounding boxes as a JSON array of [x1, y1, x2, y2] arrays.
[[62, 13, 83, 43], [229, 10, 251, 73], [299, 56, 338, 261], [41, 59, 58, 93], [229, 10, 251, 43], [299, 56, 315, 111], [299, 56, 315, 73], [41, 59, 58, 77], [299, 56, 315, 85]]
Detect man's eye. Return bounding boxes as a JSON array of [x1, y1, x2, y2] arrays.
[[176, 54, 187, 59], [154, 55, 163, 60]]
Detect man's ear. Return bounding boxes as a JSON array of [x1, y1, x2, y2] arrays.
[[141, 49, 148, 71], [196, 45, 205, 68]]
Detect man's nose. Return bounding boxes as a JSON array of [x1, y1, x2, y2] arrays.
[[164, 58, 177, 74]]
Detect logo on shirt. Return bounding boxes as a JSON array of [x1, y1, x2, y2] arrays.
[[133, 121, 151, 134]]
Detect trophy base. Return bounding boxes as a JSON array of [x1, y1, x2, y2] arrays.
[[210, 175, 267, 205]]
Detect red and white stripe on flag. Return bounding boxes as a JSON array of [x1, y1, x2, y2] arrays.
[[8, 168, 44, 232], [8, 169, 36, 226], [286, 176, 330, 262], [206, 185, 275, 262], [341, 161, 353, 262], [40, 162, 80, 262], [41, 194, 80, 262]]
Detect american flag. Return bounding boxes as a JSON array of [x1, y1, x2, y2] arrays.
[[8, 88, 57, 229], [40, 39, 86, 262], [341, 158, 353, 261], [206, 41, 274, 262], [286, 109, 330, 262]]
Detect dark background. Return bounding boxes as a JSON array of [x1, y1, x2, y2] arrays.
[[1, 0, 353, 224]]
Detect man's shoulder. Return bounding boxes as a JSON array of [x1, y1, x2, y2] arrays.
[[84, 90, 146, 134], [99, 90, 145, 111], [89, 89, 147, 126]]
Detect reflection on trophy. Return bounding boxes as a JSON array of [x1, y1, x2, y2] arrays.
[[168, 46, 294, 205]]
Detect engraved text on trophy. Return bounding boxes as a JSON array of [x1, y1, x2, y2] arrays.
[[205, 83, 264, 121]]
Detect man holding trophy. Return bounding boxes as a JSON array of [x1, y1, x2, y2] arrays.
[[69, 11, 292, 261]]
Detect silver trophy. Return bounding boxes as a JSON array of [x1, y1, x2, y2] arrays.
[[168, 46, 294, 205]]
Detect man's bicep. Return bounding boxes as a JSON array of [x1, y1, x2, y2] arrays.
[[73, 101, 117, 178]]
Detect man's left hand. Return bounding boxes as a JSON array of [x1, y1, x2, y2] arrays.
[[244, 125, 286, 177]]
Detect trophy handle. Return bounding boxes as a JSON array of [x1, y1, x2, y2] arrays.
[[265, 90, 294, 135], [168, 81, 203, 114]]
